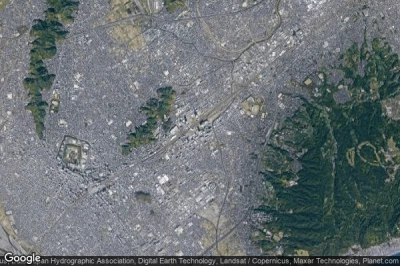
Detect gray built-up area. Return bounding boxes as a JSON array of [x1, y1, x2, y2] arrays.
[[0, 0, 400, 256]]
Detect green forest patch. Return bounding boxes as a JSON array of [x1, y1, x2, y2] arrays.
[[24, 0, 79, 139], [164, 0, 186, 13], [256, 38, 400, 255], [0, 0, 9, 11], [121, 87, 175, 154]]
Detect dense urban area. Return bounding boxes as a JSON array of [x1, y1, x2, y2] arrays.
[[1, 0, 400, 257]]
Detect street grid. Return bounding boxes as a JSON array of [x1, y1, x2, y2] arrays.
[[0, 0, 398, 256]]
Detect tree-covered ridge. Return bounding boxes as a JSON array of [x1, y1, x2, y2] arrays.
[[256, 38, 400, 256], [23, 0, 79, 139], [121, 87, 176, 154], [164, 0, 186, 13]]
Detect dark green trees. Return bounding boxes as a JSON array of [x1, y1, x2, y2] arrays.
[[164, 0, 185, 13], [122, 87, 176, 154], [24, 0, 79, 139], [256, 38, 400, 255], [45, 0, 80, 24]]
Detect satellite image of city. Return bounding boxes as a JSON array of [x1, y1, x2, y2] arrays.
[[2, 0, 400, 259]]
